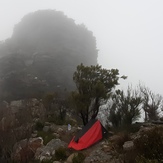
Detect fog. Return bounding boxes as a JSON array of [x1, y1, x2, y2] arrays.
[[0, 0, 163, 95]]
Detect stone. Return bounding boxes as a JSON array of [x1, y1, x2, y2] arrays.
[[31, 133, 37, 138], [35, 139, 67, 162], [43, 126, 50, 132], [12, 137, 44, 162], [67, 153, 78, 163], [84, 149, 112, 163], [57, 127, 64, 133], [123, 141, 134, 151], [102, 145, 113, 153], [28, 137, 43, 152], [45, 121, 51, 126], [53, 132, 60, 138]]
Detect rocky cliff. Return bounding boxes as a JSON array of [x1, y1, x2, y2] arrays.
[[0, 10, 98, 101]]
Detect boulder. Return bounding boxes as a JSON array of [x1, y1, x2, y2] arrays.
[[84, 149, 112, 163], [67, 153, 78, 163], [12, 137, 43, 163], [35, 139, 67, 162], [123, 141, 134, 151], [28, 137, 43, 152]]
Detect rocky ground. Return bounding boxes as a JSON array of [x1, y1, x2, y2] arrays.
[[11, 121, 163, 163], [1, 98, 163, 163]]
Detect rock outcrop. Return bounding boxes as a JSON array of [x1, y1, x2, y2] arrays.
[[0, 10, 98, 101]]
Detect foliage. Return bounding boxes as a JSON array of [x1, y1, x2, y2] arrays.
[[42, 93, 56, 110], [72, 152, 85, 163], [37, 131, 55, 145], [54, 147, 67, 161], [71, 63, 126, 125], [140, 85, 163, 121], [134, 126, 163, 162], [108, 86, 142, 127], [43, 92, 67, 125], [35, 121, 44, 131]]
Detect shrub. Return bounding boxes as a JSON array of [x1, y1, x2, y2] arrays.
[[55, 147, 67, 161], [35, 121, 44, 131], [111, 132, 131, 150], [72, 152, 85, 163], [134, 126, 163, 162], [37, 131, 55, 145]]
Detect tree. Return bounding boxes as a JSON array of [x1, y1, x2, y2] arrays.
[[71, 63, 126, 125], [108, 86, 142, 127], [42, 92, 68, 124], [140, 85, 163, 121]]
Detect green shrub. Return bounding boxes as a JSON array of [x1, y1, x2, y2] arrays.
[[35, 121, 44, 131], [55, 147, 67, 161], [134, 126, 163, 162], [47, 114, 65, 125], [37, 131, 55, 145], [72, 152, 85, 163]]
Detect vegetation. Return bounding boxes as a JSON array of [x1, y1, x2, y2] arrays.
[[0, 9, 163, 163], [108, 86, 142, 127], [140, 85, 163, 121], [72, 152, 85, 163], [70, 63, 126, 125], [35, 121, 44, 131], [42, 92, 68, 125], [54, 147, 67, 161], [134, 126, 163, 162]]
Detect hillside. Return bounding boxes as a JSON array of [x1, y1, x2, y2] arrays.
[[0, 10, 98, 101]]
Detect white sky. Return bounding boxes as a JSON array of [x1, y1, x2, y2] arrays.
[[0, 0, 163, 95]]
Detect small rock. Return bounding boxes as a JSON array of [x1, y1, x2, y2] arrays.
[[43, 126, 50, 132], [45, 122, 51, 126], [53, 132, 60, 138], [123, 141, 134, 151], [67, 153, 78, 163], [57, 127, 64, 133]]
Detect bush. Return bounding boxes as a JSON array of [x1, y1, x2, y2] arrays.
[[55, 147, 67, 161], [111, 132, 131, 150], [134, 126, 163, 162], [35, 121, 44, 131], [37, 131, 55, 145], [72, 152, 85, 163]]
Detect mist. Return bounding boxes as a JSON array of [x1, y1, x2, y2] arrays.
[[0, 0, 163, 95]]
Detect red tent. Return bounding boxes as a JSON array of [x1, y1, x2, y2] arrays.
[[68, 119, 108, 150]]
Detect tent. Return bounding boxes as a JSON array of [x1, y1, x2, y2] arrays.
[[68, 119, 108, 150]]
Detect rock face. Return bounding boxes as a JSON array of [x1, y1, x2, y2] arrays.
[[123, 141, 134, 151], [0, 98, 46, 131], [12, 137, 43, 163], [0, 10, 98, 101], [35, 139, 67, 162]]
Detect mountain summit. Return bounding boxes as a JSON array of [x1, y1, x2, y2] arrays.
[[0, 10, 98, 101]]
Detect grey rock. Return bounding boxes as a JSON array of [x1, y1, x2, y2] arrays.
[[123, 141, 134, 151], [43, 126, 50, 132], [35, 139, 67, 162]]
